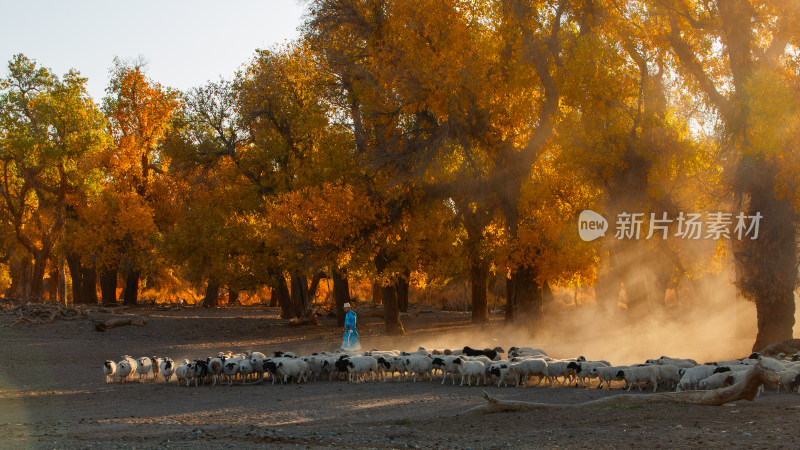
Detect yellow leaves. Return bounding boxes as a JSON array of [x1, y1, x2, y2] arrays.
[[267, 183, 383, 253], [744, 68, 797, 160]]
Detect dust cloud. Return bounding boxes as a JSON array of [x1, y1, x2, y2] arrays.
[[381, 270, 760, 366]]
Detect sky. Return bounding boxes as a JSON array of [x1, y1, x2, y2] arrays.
[[0, 0, 307, 102]]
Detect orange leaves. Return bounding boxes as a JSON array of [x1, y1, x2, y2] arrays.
[[268, 183, 383, 254]]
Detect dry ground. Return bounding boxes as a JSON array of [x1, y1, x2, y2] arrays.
[[1, 306, 799, 449]]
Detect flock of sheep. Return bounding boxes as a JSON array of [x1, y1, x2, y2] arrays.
[[102, 346, 800, 395]]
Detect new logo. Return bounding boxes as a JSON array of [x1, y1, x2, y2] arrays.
[[578, 210, 608, 241]]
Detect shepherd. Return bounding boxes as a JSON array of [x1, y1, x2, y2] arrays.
[[340, 302, 361, 351]]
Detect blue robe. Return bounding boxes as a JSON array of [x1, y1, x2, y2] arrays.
[[341, 309, 360, 350]]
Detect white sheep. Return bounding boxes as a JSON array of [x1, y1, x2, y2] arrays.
[[403, 355, 433, 382], [344, 355, 378, 383], [588, 365, 627, 390], [454, 358, 486, 387], [136, 357, 153, 382], [511, 359, 549, 387], [121, 355, 138, 382], [618, 365, 661, 392], [277, 358, 309, 384], [676, 364, 717, 391], [238, 358, 255, 383], [775, 369, 799, 393], [545, 360, 574, 387], [697, 372, 737, 390], [655, 364, 681, 390], [657, 356, 697, 369], [115, 361, 133, 384], [175, 360, 194, 387]]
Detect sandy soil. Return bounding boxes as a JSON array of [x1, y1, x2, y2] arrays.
[[1, 306, 798, 449]]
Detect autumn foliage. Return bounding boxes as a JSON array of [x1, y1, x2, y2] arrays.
[[1, 1, 799, 348]]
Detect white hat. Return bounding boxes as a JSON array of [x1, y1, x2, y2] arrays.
[[343, 303, 351, 308]]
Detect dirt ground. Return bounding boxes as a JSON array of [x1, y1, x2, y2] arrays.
[[1, 306, 799, 449]]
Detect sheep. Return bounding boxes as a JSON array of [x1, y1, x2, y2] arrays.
[[511, 359, 549, 387], [160, 358, 175, 384], [376, 356, 407, 382], [115, 361, 133, 384], [343, 355, 379, 383], [103, 360, 117, 383], [246, 350, 266, 360], [487, 363, 517, 387], [753, 355, 788, 372], [223, 358, 242, 385], [191, 360, 210, 386], [303, 355, 330, 381], [432, 355, 465, 385], [175, 360, 194, 387], [676, 364, 717, 391], [462, 346, 502, 361], [403, 355, 433, 382], [121, 355, 138, 382], [545, 360, 575, 387], [567, 361, 608, 387], [508, 347, 547, 358], [208, 356, 227, 386], [276, 358, 309, 384], [617, 365, 661, 392], [453, 358, 486, 387], [698, 372, 738, 390], [588, 365, 628, 390], [238, 358, 255, 383], [713, 364, 752, 374], [656, 356, 697, 369], [655, 364, 681, 390], [136, 357, 153, 382], [775, 369, 799, 393]]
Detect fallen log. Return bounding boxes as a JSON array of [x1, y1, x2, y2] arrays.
[[459, 365, 778, 415], [758, 339, 800, 357], [92, 317, 147, 332], [289, 316, 319, 326]]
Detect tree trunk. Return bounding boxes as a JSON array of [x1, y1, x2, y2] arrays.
[[396, 270, 410, 313], [332, 268, 350, 327], [47, 265, 59, 302], [66, 254, 85, 304], [228, 287, 239, 305], [290, 274, 310, 316], [202, 278, 220, 308], [81, 266, 98, 304], [753, 293, 796, 352], [623, 273, 650, 317], [58, 258, 66, 305], [541, 280, 554, 315], [470, 261, 489, 323], [507, 266, 544, 329], [123, 269, 140, 306], [505, 276, 514, 322], [29, 251, 47, 300], [308, 272, 325, 303], [100, 267, 118, 304], [269, 288, 279, 307], [274, 274, 296, 319], [734, 156, 799, 352], [372, 280, 382, 305], [375, 249, 404, 335]]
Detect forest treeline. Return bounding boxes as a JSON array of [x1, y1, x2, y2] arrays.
[[1, 0, 798, 350]]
